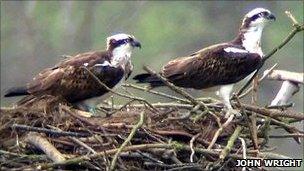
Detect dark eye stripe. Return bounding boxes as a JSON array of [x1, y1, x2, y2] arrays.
[[251, 14, 260, 21], [250, 11, 268, 21], [112, 38, 130, 47]]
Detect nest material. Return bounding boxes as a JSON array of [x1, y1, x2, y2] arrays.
[[0, 95, 239, 170], [0, 92, 302, 170]]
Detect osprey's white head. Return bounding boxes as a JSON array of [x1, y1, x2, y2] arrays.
[[106, 33, 141, 67], [237, 8, 275, 55], [242, 8, 276, 28], [106, 33, 141, 51]]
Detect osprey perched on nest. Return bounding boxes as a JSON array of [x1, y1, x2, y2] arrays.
[[134, 8, 275, 116], [5, 33, 141, 113]]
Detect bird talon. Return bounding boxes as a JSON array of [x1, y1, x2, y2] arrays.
[[224, 108, 241, 118]]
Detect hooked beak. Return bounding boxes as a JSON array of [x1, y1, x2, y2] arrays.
[[267, 13, 276, 21], [131, 40, 141, 49]]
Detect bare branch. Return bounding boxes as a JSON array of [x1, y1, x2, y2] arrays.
[[266, 70, 303, 84], [270, 81, 300, 107], [11, 124, 90, 137], [25, 132, 66, 163], [109, 111, 145, 171], [220, 126, 242, 160]]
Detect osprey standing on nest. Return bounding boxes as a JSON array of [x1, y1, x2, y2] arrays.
[[4, 33, 141, 113], [134, 8, 275, 116]]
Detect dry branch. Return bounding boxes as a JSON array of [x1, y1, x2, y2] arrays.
[[25, 132, 66, 163], [110, 111, 145, 171], [143, 66, 209, 111], [220, 126, 242, 160], [239, 103, 304, 120], [270, 81, 300, 106], [266, 70, 303, 84], [11, 124, 90, 137], [207, 114, 234, 149]]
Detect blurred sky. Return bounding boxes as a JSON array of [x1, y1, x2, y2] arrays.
[[1, 1, 303, 164]]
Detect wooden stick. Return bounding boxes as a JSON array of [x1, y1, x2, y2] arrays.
[[123, 83, 190, 103], [11, 124, 90, 137], [238, 63, 278, 99], [207, 114, 235, 149], [25, 132, 66, 163], [109, 111, 145, 171], [266, 70, 303, 84], [143, 66, 209, 111], [81, 66, 159, 113], [220, 126, 242, 160], [270, 81, 300, 106], [239, 103, 304, 120]]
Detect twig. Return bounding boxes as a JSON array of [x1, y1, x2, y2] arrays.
[[41, 143, 171, 169], [109, 111, 145, 171], [285, 11, 299, 26], [152, 129, 212, 147], [266, 70, 303, 84], [259, 113, 304, 134], [239, 137, 247, 171], [81, 66, 159, 113], [143, 162, 201, 170], [239, 103, 304, 120], [168, 104, 201, 120], [266, 103, 294, 109], [171, 141, 261, 160], [123, 83, 190, 103], [40, 141, 287, 169], [190, 133, 201, 163], [239, 137, 246, 159], [234, 95, 259, 150], [47, 125, 97, 154], [219, 126, 242, 160], [270, 81, 300, 106], [249, 113, 259, 150], [143, 66, 209, 111], [71, 137, 97, 154], [11, 124, 90, 137], [207, 114, 235, 149], [268, 133, 304, 138], [0, 150, 48, 160], [25, 132, 66, 162], [107, 99, 137, 115], [237, 11, 304, 96], [238, 63, 278, 99], [99, 102, 219, 111]]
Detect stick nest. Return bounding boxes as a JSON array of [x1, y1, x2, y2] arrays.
[[0, 92, 302, 171]]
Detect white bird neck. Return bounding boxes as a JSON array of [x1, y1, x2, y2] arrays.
[[241, 25, 264, 56], [111, 45, 132, 67]]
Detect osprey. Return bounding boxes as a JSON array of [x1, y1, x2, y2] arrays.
[[134, 8, 275, 116], [4, 33, 141, 113]]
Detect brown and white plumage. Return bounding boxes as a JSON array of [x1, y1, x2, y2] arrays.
[[5, 33, 141, 112], [134, 8, 275, 115]]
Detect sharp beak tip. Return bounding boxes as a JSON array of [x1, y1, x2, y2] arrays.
[[133, 41, 141, 49], [269, 14, 276, 21]]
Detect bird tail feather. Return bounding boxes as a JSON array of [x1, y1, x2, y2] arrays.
[[133, 73, 164, 87], [4, 86, 29, 97]]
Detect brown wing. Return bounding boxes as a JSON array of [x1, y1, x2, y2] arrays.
[[55, 51, 111, 68], [41, 64, 124, 103], [161, 43, 262, 89], [26, 50, 122, 102]]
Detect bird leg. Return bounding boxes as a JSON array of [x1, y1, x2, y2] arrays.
[[217, 84, 240, 118]]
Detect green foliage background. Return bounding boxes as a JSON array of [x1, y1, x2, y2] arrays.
[[1, 1, 303, 164]]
